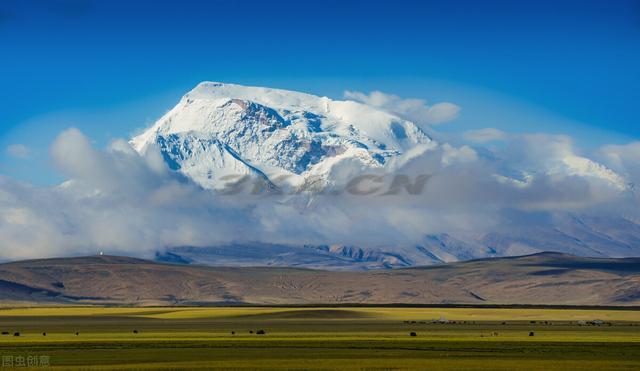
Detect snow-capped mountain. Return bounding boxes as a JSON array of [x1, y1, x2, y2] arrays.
[[130, 82, 639, 269], [131, 82, 432, 190]]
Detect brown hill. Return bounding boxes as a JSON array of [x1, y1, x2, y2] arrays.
[[0, 252, 638, 306]]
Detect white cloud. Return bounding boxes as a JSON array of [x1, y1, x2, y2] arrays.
[[6, 144, 31, 159], [0, 127, 638, 262], [598, 141, 640, 184], [440, 144, 478, 166], [463, 128, 508, 143], [344, 90, 461, 125]]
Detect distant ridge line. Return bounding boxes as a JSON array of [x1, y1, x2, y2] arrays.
[[0, 252, 638, 306]]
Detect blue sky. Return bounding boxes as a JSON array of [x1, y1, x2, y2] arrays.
[[1, 0, 639, 184]]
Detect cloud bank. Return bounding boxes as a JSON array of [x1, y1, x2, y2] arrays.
[[1, 121, 638, 262], [599, 141, 640, 185], [344, 90, 461, 125]]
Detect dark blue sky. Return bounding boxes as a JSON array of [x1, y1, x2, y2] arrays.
[[1, 0, 639, 183]]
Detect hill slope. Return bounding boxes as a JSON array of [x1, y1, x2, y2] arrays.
[[0, 253, 638, 306]]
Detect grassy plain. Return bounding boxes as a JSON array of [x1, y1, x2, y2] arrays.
[[0, 306, 638, 369]]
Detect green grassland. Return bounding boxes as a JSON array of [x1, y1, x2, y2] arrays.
[[0, 307, 638, 369]]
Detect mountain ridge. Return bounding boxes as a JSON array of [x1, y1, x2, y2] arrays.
[[0, 252, 638, 306], [130, 81, 432, 191], [120, 82, 640, 268]]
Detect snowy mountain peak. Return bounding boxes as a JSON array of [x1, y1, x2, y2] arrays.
[[131, 82, 432, 189]]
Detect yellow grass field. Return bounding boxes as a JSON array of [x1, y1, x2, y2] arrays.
[[0, 306, 638, 369], [1, 306, 639, 321]]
